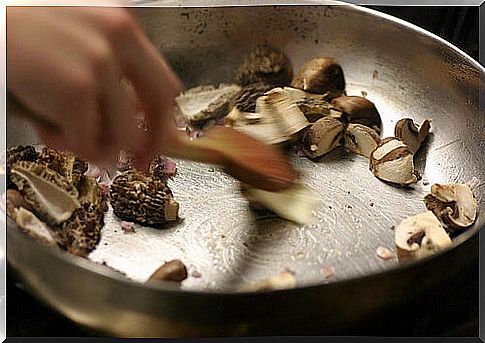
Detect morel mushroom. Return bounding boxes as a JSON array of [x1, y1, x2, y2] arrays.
[[395, 118, 431, 154], [331, 96, 382, 133], [14, 207, 58, 247], [344, 123, 381, 159], [231, 83, 274, 113], [291, 57, 345, 97], [395, 211, 452, 261], [59, 201, 104, 257], [301, 117, 345, 159], [147, 259, 188, 284], [235, 46, 293, 87], [37, 147, 87, 186], [10, 161, 80, 225], [424, 183, 478, 230], [369, 138, 418, 185], [110, 171, 179, 227], [241, 182, 317, 225], [239, 271, 297, 292], [296, 98, 343, 123], [6, 145, 39, 189], [175, 83, 241, 131], [77, 175, 108, 212]]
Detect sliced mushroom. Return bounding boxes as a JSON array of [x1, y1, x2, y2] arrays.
[[77, 175, 108, 212], [395, 211, 452, 260], [301, 117, 345, 159], [239, 271, 297, 292], [344, 123, 381, 159], [175, 83, 241, 131], [241, 182, 317, 225], [110, 171, 180, 227], [231, 83, 274, 113], [224, 107, 264, 127], [395, 118, 431, 154], [296, 98, 343, 123], [424, 183, 478, 230], [14, 207, 58, 247], [331, 96, 382, 133], [10, 161, 80, 225], [234, 121, 290, 145], [6, 145, 39, 189], [6, 189, 32, 220], [255, 87, 310, 137], [291, 57, 345, 97], [147, 260, 188, 284], [369, 138, 418, 185], [235, 46, 293, 87]]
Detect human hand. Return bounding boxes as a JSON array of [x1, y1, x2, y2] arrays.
[[7, 5, 182, 167]]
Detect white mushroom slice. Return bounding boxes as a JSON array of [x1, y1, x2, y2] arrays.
[[394, 118, 431, 153], [10, 161, 80, 225], [395, 211, 452, 260], [301, 117, 345, 159], [344, 123, 381, 159], [424, 183, 478, 230], [369, 138, 418, 185], [235, 122, 290, 145], [239, 271, 297, 292], [241, 183, 317, 225], [14, 207, 58, 246], [225, 107, 264, 127], [256, 87, 310, 136], [175, 84, 241, 129]]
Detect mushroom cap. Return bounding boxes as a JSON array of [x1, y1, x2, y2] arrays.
[[369, 137, 418, 185], [424, 183, 478, 230], [110, 171, 180, 227], [175, 83, 241, 130], [291, 57, 345, 96], [394, 118, 431, 154], [331, 96, 382, 133], [301, 117, 344, 159], [147, 259, 188, 283], [231, 83, 274, 113], [14, 207, 59, 246], [395, 211, 452, 260], [6, 145, 39, 189], [344, 123, 381, 159], [235, 46, 293, 87]]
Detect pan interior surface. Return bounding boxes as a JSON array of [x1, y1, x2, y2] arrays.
[[7, 5, 484, 294]]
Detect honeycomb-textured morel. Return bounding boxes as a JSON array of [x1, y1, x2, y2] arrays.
[[77, 175, 109, 212], [235, 46, 293, 87], [6, 145, 39, 189], [110, 171, 179, 228], [149, 156, 177, 182], [58, 201, 104, 257], [231, 83, 274, 113], [10, 161, 80, 225], [37, 147, 87, 186]]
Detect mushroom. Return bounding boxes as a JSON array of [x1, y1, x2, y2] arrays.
[[240, 182, 317, 225], [291, 57, 345, 97], [14, 207, 58, 247], [239, 271, 297, 292], [110, 171, 180, 228], [424, 183, 478, 230], [6, 189, 32, 220], [301, 117, 345, 159], [344, 123, 381, 159], [77, 175, 108, 212], [175, 83, 241, 131], [59, 201, 105, 257], [296, 98, 343, 123], [147, 259, 188, 284], [10, 161, 80, 225], [148, 155, 177, 182], [394, 211, 452, 260], [235, 46, 293, 87], [331, 96, 382, 133], [230, 82, 274, 113], [369, 137, 418, 185], [37, 147, 87, 187], [6, 145, 39, 189], [394, 118, 431, 154]]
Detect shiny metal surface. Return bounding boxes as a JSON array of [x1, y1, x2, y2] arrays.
[[6, 3, 484, 337]]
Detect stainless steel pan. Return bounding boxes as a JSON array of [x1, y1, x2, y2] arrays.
[[5, 2, 484, 337]]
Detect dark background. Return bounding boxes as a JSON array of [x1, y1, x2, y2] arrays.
[[6, 6, 481, 337]]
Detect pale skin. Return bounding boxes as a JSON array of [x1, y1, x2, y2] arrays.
[[7, 6, 182, 168]]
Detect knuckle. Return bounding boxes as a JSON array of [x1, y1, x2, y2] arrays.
[[102, 8, 138, 36], [87, 39, 113, 73]]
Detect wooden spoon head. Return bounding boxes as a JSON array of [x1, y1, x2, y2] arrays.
[[202, 127, 299, 192]]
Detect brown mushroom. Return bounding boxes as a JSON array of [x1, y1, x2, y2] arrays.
[[331, 96, 382, 133], [424, 183, 478, 230], [235, 46, 293, 87], [301, 117, 345, 159], [395, 211, 452, 261], [394, 118, 431, 154], [344, 123, 381, 159], [369, 138, 418, 185], [291, 57, 345, 97], [147, 260, 188, 283]]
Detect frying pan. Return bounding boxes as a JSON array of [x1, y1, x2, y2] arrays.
[[4, 2, 484, 337]]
